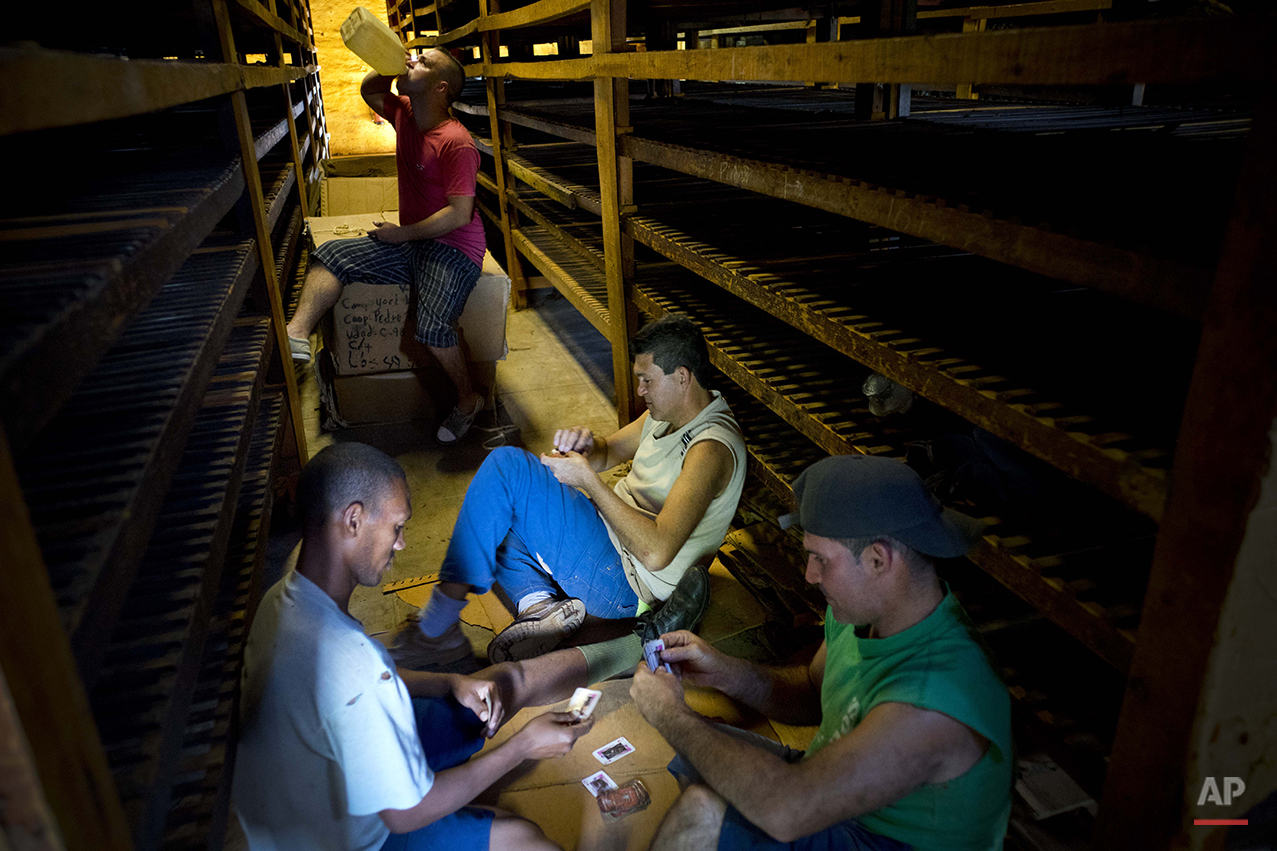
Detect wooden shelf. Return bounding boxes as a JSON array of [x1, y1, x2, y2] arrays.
[[0, 160, 246, 452], [476, 91, 1244, 318], [89, 320, 271, 851], [634, 276, 1148, 671], [0, 48, 314, 136], [156, 391, 281, 851], [228, 0, 314, 50], [16, 241, 258, 680], [512, 225, 611, 336], [625, 211, 1181, 520]]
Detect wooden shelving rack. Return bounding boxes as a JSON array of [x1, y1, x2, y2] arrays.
[[0, 1, 328, 848], [407, 1, 1273, 846]]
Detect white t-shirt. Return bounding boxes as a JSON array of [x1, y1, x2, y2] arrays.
[[233, 570, 433, 851], [605, 391, 746, 603]]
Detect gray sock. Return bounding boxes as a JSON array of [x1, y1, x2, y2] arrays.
[[577, 634, 643, 685], [418, 590, 467, 637]]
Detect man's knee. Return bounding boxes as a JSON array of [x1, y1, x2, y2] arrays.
[[675, 783, 729, 827], [489, 812, 559, 851], [481, 445, 538, 479]]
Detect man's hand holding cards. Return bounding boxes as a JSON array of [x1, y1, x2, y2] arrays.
[[643, 638, 673, 674]]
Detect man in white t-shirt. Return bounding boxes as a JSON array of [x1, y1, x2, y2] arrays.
[[233, 442, 595, 851]]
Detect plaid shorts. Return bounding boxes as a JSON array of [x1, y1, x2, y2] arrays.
[[311, 236, 481, 348]]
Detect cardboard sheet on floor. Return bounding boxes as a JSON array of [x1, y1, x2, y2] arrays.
[[477, 680, 679, 851], [483, 680, 676, 794], [488, 769, 681, 851]]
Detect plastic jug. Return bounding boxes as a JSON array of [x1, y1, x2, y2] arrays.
[[341, 7, 409, 76]]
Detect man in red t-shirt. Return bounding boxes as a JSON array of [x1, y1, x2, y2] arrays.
[[287, 48, 489, 444]]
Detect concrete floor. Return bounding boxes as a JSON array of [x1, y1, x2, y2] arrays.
[[227, 288, 809, 850]]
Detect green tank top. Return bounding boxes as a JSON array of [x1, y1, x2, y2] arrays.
[[804, 587, 1012, 851]]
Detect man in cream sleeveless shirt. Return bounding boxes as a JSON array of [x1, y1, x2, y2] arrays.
[[388, 314, 747, 669]]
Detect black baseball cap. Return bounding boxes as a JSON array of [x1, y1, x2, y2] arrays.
[[780, 455, 984, 558]]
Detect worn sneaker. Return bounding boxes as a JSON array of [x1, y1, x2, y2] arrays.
[[388, 617, 473, 669], [288, 335, 311, 364], [487, 598, 586, 663], [437, 397, 484, 444], [636, 563, 710, 644]]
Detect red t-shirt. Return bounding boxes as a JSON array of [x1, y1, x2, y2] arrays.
[[383, 95, 487, 267]]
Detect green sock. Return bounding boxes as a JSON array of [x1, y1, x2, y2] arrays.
[[578, 633, 643, 685]]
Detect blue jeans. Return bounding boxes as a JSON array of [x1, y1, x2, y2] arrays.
[[668, 726, 912, 851], [379, 697, 493, 850], [441, 447, 639, 618]]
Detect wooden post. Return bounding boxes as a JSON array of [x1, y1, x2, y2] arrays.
[[277, 34, 310, 215], [480, 0, 530, 309], [592, 0, 639, 424], [1096, 95, 1277, 849], [955, 17, 986, 100], [854, 0, 915, 120], [212, 0, 310, 463], [0, 433, 131, 851]]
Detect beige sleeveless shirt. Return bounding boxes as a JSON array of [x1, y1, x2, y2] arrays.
[[602, 392, 746, 604]]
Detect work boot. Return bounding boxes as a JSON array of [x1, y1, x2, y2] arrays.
[[388, 617, 473, 669], [636, 563, 710, 644], [487, 597, 586, 663]]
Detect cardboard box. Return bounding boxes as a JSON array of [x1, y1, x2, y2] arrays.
[[321, 176, 399, 217], [321, 359, 497, 428], [331, 367, 446, 426], [319, 156, 399, 216], [307, 213, 511, 377]]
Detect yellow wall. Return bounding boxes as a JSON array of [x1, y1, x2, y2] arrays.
[[311, 0, 398, 155]]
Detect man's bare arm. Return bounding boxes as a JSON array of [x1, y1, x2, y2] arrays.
[[658, 632, 824, 725], [360, 70, 395, 120], [570, 438, 733, 570], [638, 670, 987, 844], [380, 712, 590, 833], [387, 195, 475, 242], [551, 413, 647, 472]]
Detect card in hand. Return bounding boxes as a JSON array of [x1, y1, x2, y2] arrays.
[[643, 638, 673, 673], [592, 736, 635, 765], [581, 770, 618, 797], [567, 687, 602, 721]]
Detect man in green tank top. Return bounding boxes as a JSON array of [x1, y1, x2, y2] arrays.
[[631, 455, 1013, 851]]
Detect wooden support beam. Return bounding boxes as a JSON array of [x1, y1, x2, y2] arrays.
[[917, 0, 1111, 19], [1097, 94, 1277, 850], [0, 48, 312, 136], [480, 0, 531, 309], [277, 36, 311, 216], [479, 0, 589, 31], [0, 433, 131, 851], [0, 664, 64, 851], [473, 17, 1271, 86], [592, 0, 638, 425]]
